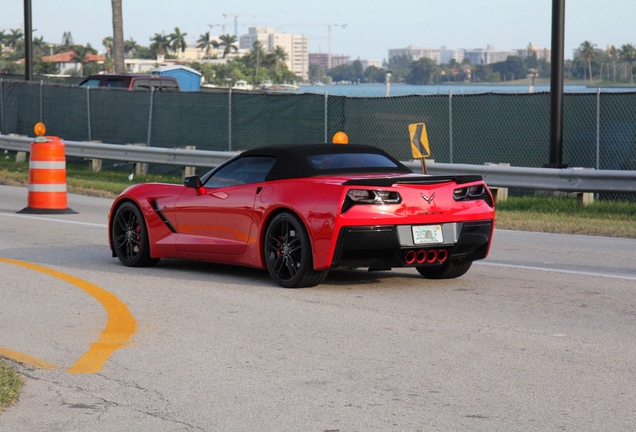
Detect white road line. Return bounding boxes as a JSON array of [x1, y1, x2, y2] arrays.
[[478, 260, 636, 281], [0, 211, 107, 228]]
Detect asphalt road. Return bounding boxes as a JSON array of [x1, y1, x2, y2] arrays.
[[1, 184, 635, 431]]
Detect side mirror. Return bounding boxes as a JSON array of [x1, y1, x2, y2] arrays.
[[183, 176, 202, 188]]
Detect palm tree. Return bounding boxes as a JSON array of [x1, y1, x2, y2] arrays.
[[32, 36, 48, 57], [6, 29, 25, 50], [60, 31, 74, 48], [271, 45, 288, 69], [197, 32, 218, 59], [102, 36, 113, 58], [169, 27, 188, 56], [111, 0, 125, 73], [620, 43, 636, 85], [607, 45, 619, 82], [150, 33, 171, 56], [578, 40, 596, 83], [124, 38, 139, 58], [72, 45, 98, 76], [217, 34, 238, 59]]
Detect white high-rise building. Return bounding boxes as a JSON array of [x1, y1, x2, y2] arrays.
[[241, 27, 308, 81]]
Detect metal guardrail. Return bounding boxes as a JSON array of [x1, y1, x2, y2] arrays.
[[0, 134, 239, 168], [2, 134, 636, 193]]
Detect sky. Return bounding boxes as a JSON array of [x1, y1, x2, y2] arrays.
[[2, 0, 635, 61]]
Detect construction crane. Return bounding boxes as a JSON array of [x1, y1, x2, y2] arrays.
[[277, 23, 347, 69], [326, 24, 347, 69], [207, 23, 229, 35], [222, 14, 258, 36]]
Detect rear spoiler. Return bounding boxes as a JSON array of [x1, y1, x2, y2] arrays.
[[343, 175, 483, 187]]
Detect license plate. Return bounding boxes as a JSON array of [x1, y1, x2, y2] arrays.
[[412, 224, 444, 244]]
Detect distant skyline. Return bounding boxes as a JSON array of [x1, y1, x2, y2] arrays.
[[2, 1, 635, 61]]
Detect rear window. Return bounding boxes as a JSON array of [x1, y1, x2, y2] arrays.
[[307, 153, 400, 171], [79, 78, 101, 88], [131, 78, 179, 91], [103, 78, 127, 88]]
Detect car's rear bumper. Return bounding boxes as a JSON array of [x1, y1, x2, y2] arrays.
[[331, 220, 493, 269]]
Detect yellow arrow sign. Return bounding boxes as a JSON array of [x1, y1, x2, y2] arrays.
[[409, 123, 430, 158]]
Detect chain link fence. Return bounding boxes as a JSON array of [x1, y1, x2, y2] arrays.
[[2, 79, 636, 173]]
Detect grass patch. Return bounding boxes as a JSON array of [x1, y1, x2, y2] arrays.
[[496, 196, 636, 238], [0, 156, 182, 198], [0, 360, 23, 412]]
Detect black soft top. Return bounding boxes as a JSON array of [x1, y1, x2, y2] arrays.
[[238, 143, 411, 181]]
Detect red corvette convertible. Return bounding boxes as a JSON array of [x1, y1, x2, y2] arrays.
[[109, 144, 495, 287]]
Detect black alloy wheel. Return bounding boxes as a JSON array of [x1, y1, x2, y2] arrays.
[[111, 201, 159, 267], [264, 212, 327, 288]]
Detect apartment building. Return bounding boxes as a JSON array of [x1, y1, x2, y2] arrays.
[[389, 44, 550, 65], [240, 27, 308, 81]]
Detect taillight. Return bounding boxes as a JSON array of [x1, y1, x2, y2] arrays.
[[342, 189, 402, 213], [453, 184, 493, 207]]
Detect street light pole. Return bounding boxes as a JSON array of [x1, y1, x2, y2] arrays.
[[24, 0, 33, 81], [547, 0, 567, 167]]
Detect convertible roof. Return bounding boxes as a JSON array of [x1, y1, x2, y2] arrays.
[[239, 143, 411, 181]]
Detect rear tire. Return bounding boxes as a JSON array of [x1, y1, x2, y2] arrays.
[[111, 201, 159, 267], [416, 260, 472, 279], [264, 212, 328, 288]]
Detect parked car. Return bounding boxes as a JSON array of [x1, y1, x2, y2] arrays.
[[108, 143, 495, 288], [79, 74, 180, 91]]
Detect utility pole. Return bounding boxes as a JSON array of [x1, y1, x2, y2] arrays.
[[547, 0, 567, 168], [23, 0, 33, 81]]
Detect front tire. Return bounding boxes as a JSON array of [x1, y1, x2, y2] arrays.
[[416, 260, 472, 279], [264, 212, 328, 288], [111, 201, 159, 267]]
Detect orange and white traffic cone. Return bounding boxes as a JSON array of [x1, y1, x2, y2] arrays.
[[18, 123, 76, 214]]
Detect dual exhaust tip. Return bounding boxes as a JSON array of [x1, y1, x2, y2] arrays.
[[404, 249, 448, 265]]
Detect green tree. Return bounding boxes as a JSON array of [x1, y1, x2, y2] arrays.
[[32, 36, 49, 58], [197, 32, 218, 59], [71, 45, 98, 76], [102, 36, 113, 58], [111, 0, 125, 73], [492, 56, 525, 81], [385, 53, 412, 82], [407, 57, 437, 84], [620, 43, 636, 84], [269, 45, 288, 70], [5, 29, 24, 51], [169, 27, 188, 55], [309, 63, 326, 83], [578, 40, 597, 83], [34, 57, 59, 75], [124, 38, 139, 58], [607, 45, 619, 81], [363, 65, 386, 83], [327, 63, 355, 82], [61, 31, 74, 49], [150, 33, 171, 56], [218, 34, 238, 58]]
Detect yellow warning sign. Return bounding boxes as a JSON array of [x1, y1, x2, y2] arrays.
[[409, 123, 430, 158]]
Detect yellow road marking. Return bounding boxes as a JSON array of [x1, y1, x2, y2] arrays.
[[0, 347, 58, 369], [0, 258, 136, 374]]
